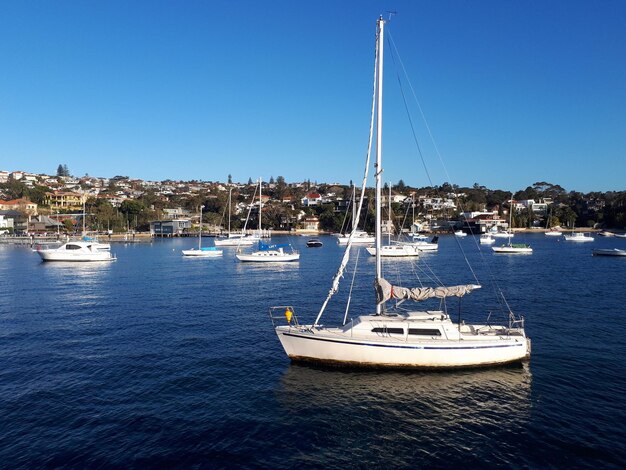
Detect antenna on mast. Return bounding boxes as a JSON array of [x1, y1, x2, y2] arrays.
[[387, 10, 397, 21]]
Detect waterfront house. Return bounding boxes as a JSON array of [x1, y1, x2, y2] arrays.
[[149, 219, 192, 237]]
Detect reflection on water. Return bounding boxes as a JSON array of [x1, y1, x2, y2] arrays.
[[275, 363, 532, 467]]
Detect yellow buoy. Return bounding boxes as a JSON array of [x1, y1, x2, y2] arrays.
[[284, 308, 293, 323]]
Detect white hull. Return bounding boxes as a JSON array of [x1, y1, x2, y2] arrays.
[[182, 248, 223, 257], [37, 243, 115, 262], [454, 231, 467, 237], [480, 235, 495, 244], [214, 237, 256, 246], [545, 231, 562, 236], [564, 234, 594, 242], [492, 245, 533, 254], [337, 234, 375, 245], [276, 324, 529, 369], [366, 245, 419, 257], [236, 249, 300, 262], [492, 232, 513, 238]]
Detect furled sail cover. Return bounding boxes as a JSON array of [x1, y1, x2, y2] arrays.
[[375, 278, 481, 305]]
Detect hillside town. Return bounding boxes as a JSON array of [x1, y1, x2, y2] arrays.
[[1, 167, 625, 237]]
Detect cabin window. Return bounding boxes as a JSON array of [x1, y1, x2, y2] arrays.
[[408, 328, 442, 336], [372, 327, 404, 335], [66, 244, 81, 250]]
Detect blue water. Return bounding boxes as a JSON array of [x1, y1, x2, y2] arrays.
[[1, 234, 625, 468]]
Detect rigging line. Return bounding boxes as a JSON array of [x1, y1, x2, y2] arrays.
[[386, 34, 434, 188], [343, 248, 361, 325], [388, 30, 483, 285]]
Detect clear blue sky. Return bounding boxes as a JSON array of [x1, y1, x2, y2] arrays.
[[1, 0, 624, 193]]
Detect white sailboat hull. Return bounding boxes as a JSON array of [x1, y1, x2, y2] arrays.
[[492, 246, 533, 254], [182, 248, 223, 257], [337, 234, 375, 245], [236, 250, 300, 262], [214, 237, 255, 246], [366, 245, 420, 257], [276, 326, 529, 368]]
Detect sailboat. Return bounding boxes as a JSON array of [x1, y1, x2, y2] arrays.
[[366, 187, 419, 257], [492, 201, 532, 254], [182, 206, 223, 257], [214, 187, 255, 247], [270, 17, 530, 368], [337, 186, 375, 245], [236, 179, 299, 262]]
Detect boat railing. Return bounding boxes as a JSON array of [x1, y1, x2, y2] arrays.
[[269, 306, 300, 328]]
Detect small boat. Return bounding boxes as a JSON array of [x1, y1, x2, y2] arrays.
[[598, 231, 615, 237], [480, 234, 495, 244], [214, 188, 256, 247], [36, 241, 116, 262], [236, 241, 300, 262], [182, 246, 223, 257], [492, 231, 514, 238], [406, 235, 439, 251], [182, 206, 223, 257], [337, 186, 375, 245], [564, 232, 594, 242], [614, 233, 626, 238], [545, 230, 562, 236], [454, 230, 467, 237], [337, 230, 375, 245], [592, 248, 626, 257], [306, 239, 323, 248], [366, 243, 420, 257], [492, 206, 531, 253], [236, 181, 298, 262], [492, 243, 533, 254]]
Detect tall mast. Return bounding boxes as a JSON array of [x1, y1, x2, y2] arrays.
[[375, 16, 384, 315], [198, 205, 203, 249], [352, 185, 356, 231], [227, 187, 232, 235], [259, 178, 262, 235]]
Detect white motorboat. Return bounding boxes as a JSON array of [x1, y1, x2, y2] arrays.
[[270, 17, 530, 369], [37, 241, 116, 262], [545, 230, 562, 236], [454, 230, 467, 237], [182, 206, 223, 257], [592, 248, 626, 257], [564, 232, 594, 242], [480, 234, 495, 244]]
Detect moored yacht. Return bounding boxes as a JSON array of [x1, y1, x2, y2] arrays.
[[36, 241, 116, 262]]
